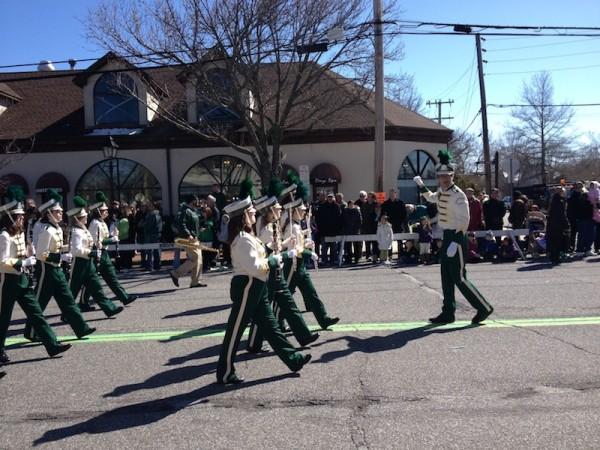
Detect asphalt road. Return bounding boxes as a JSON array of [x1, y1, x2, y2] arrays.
[[2, 257, 600, 449]]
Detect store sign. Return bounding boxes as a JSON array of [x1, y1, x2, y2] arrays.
[[375, 192, 386, 204], [313, 177, 339, 185]]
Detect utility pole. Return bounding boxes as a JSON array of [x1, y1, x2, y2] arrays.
[[475, 33, 492, 194], [426, 99, 454, 124], [373, 0, 385, 192]]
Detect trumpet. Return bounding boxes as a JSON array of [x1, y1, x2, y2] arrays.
[[174, 238, 219, 253]]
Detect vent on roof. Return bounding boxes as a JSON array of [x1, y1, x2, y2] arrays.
[[37, 60, 56, 71]]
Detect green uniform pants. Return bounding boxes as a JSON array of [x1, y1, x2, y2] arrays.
[[0, 272, 60, 354], [247, 265, 313, 351], [216, 275, 304, 383], [440, 229, 493, 317], [285, 256, 332, 329], [82, 251, 129, 304], [70, 257, 120, 316], [24, 262, 92, 340]]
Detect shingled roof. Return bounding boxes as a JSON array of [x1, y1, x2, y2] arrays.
[[0, 57, 450, 143]]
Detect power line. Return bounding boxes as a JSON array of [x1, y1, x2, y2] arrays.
[[433, 51, 476, 98], [486, 63, 600, 75], [399, 19, 600, 31], [486, 37, 600, 52], [488, 103, 600, 108], [488, 49, 600, 63]]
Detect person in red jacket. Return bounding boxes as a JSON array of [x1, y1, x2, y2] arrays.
[[466, 188, 483, 232]]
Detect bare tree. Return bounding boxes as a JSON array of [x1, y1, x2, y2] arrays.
[[87, 0, 401, 184], [448, 130, 479, 174], [0, 138, 35, 171], [509, 71, 575, 184], [385, 73, 423, 113]]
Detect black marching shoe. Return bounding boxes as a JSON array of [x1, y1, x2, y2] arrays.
[[428, 314, 455, 325], [76, 327, 97, 339], [218, 373, 245, 385], [472, 307, 494, 325], [292, 353, 312, 372], [321, 317, 340, 330], [190, 282, 208, 288], [123, 294, 138, 306], [168, 270, 179, 287], [298, 333, 320, 347], [0, 350, 10, 365], [48, 343, 72, 358], [79, 303, 97, 312], [106, 306, 124, 318]]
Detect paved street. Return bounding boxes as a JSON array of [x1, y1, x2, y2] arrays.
[[2, 258, 600, 449]]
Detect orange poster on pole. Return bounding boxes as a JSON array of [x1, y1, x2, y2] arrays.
[[375, 192, 386, 204]]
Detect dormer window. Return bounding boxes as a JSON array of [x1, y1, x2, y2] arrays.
[[196, 69, 240, 123], [94, 73, 139, 126]]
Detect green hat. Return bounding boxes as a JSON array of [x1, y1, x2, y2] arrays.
[[0, 185, 25, 215], [89, 191, 108, 211], [238, 177, 255, 200], [435, 149, 455, 175], [267, 177, 285, 198], [67, 196, 88, 217], [39, 188, 63, 213]]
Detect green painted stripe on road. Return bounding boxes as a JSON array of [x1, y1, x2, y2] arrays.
[[7, 316, 600, 347]]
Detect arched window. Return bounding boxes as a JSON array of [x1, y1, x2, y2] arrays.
[[94, 73, 139, 126], [397, 150, 436, 203], [179, 155, 261, 201], [76, 158, 161, 205], [196, 69, 240, 123]]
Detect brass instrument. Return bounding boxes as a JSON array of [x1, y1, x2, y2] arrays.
[[271, 218, 284, 283], [174, 237, 219, 253]]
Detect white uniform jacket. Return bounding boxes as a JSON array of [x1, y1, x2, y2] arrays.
[[71, 226, 95, 259], [36, 223, 65, 267], [421, 184, 470, 232], [231, 231, 271, 282], [88, 219, 110, 246], [0, 231, 26, 274]]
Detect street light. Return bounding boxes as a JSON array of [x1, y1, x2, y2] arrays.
[[102, 136, 119, 201]]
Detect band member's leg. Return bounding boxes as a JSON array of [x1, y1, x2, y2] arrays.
[[98, 251, 129, 303]]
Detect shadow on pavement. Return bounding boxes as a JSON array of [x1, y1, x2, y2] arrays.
[[164, 343, 223, 366], [162, 304, 230, 319], [104, 351, 272, 398], [33, 372, 297, 446], [160, 323, 228, 343], [314, 324, 475, 364], [516, 262, 554, 271], [137, 288, 178, 297]]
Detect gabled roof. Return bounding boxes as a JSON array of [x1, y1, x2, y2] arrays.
[[0, 56, 450, 143], [0, 83, 22, 101]]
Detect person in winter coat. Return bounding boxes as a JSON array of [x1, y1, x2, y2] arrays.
[[360, 192, 379, 261], [547, 189, 570, 265], [508, 194, 528, 230], [315, 193, 341, 265], [575, 192, 595, 256], [589, 181, 600, 252], [482, 188, 506, 230], [466, 188, 484, 232], [566, 182, 584, 252], [376, 215, 394, 265], [143, 201, 163, 271], [381, 189, 407, 258], [341, 200, 362, 264]]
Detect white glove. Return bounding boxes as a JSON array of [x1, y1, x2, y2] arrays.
[[110, 236, 119, 243], [60, 253, 73, 264], [310, 252, 319, 262], [305, 239, 315, 250], [413, 176, 424, 187], [22, 256, 36, 267], [287, 249, 297, 259], [446, 242, 458, 257]]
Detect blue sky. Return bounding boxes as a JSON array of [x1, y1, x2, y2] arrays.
[[1, 0, 599, 139]]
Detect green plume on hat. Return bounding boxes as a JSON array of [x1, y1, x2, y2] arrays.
[[96, 191, 108, 203], [238, 177, 255, 200], [287, 171, 308, 201], [6, 185, 25, 202], [46, 188, 62, 204], [267, 177, 285, 198], [73, 196, 87, 208], [437, 149, 452, 165]]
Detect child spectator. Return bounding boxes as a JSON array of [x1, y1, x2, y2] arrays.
[[467, 231, 483, 263], [482, 231, 499, 261], [376, 214, 394, 265], [415, 217, 432, 264], [401, 240, 420, 265], [527, 204, 546, 232], [498, 236, 519, 262]]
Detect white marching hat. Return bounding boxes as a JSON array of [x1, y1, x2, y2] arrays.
[[282, 198, 306, 210], [255, 196, 280, 212], [222, 196, 252, 223]]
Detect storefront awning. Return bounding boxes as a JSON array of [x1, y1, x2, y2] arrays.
[[0, 173, 29, 195], [310, 163, 342, 185], [36, 172, 70, 194]]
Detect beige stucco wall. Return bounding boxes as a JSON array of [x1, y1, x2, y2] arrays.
[[0, 139, 444, 215]]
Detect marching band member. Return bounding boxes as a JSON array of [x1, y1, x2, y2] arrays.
[[414, 150, 494, 324], [282, 198, 340, 330], [216, 196, 311, 384], [67, 197, 124, 318], [246, 194, 319, 353], [0, 187, 71, 364], [23, 192, 96, 341], [80, 192, 137, 309]]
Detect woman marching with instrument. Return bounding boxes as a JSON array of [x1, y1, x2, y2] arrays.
[[246, 188, 319, 353], [67, 197, 124, 318], [23, 190, 96, 341], [0, 187, 71, 365], [216, 191, 311, 385], [282, 196, 340, 330], [79, 192, 137, 311]]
